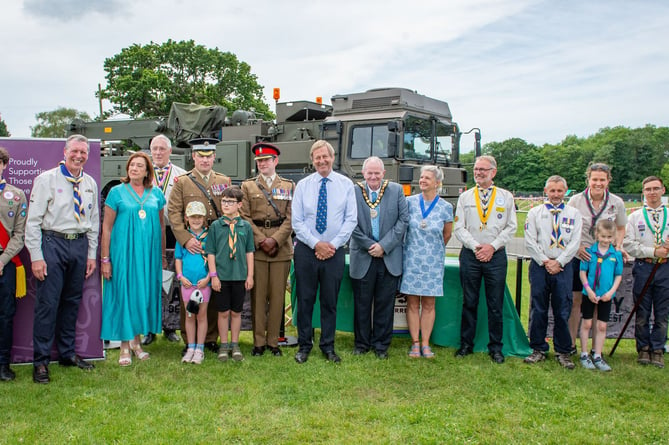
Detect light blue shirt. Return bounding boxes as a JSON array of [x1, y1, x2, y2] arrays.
[[292, 170, 357, 249]]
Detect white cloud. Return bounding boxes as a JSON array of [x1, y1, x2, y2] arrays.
[[1, 0, 667, 147]]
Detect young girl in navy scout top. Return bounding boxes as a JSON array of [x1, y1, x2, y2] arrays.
[[175, 201, 211, 364], [579, 219, 623, 371]]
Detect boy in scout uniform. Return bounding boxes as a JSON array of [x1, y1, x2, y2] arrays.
[[241, 142, 294, 356], [0, 147, 28, 381], [168, 138, 231, 352]]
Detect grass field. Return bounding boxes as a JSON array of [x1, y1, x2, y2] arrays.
[[3, 260, 669, 444]]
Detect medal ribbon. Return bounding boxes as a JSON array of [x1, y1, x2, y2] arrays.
[[154, 164, 172, 194], [545, 201, 565, 249], [59, 161, 85, 223], [474, 186, 497, 230], [223, 216, 238, 259], [584, 187, 610, 236], [124, 183, 150, 217], [419, 194, 439, 222], [642, 205, 667, 247]]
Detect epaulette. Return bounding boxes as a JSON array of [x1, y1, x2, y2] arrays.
[[277, 175, 295, 184]]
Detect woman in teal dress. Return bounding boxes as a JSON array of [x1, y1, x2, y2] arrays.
[[100, 152, 165, 366]]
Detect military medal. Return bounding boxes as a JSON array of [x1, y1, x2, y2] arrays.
[[419, 193, 439, 230], [138, 209, 146, 219]]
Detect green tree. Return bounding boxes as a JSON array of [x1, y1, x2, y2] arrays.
[[100, 39, 271, 119], [0, 115, 9, 137], [31, 107, 92, 138]]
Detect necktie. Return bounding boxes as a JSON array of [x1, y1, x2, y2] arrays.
[[0, 178, 5, 193], [371, 191, 379, 241], [316, 177, 328, 234], [59, 161, 85, 223], [266, 176, 273, 189]]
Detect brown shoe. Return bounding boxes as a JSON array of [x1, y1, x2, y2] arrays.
[[651, 350, 665, 368], [555, 353, 575, 369], [638, 347, 651, 365], [523, 350, 546, 364]]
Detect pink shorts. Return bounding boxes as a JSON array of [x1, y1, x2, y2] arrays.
[[181, 285, 212, 304]]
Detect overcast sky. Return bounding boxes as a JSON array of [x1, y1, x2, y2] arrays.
[[1, 0, 668, 151]]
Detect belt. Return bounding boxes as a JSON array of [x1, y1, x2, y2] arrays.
[[42, 230, 86, 240], [642, 258, 667, 264], [253, 218, 285, 229]]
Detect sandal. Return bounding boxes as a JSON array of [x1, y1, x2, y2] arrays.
[[119, 348, 132, 367], [408, 342, 421, 358], [421, 345, 435, 358], [129, 340, 150, 360]]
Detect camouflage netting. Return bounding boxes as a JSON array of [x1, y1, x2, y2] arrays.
[[168, 102, 227, 147]]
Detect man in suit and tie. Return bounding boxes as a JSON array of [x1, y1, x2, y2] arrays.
[[291, 140, 357, 364], [350, 156, 409, 359]]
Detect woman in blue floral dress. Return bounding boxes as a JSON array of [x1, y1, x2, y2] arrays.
[[400, 166, 453, 358]]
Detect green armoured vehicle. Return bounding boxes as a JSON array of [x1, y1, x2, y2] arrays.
[[69, 87, 479, 205]]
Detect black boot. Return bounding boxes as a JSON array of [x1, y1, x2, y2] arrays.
[[0, 364, 16, 381], [142, 332, 156, 345]]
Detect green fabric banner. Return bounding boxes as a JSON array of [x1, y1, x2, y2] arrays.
[[291, 257, 531, 357]]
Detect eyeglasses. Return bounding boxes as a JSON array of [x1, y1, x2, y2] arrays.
[[473, 168, 493, 172], [221, 200, 239, 205]]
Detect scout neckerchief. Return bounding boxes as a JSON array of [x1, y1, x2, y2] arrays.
[[0, 191, 26, 298], [154, 163, 172, 194], [223, 216, 240, 259], [188, 227, 208, 266], [584, 187, 610, 237], [59, 161, 85, 223], [474, 185, 497, 231], [593, 244, 613, 292], [545, 200, 565, 249], [357, 180, 388, 220], [643, 204, 667, 247]]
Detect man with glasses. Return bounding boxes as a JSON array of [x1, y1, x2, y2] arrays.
[[454, 155, 517, 364], [168, 138, 231, 352], [240, 142, 294, 357], [624, 176, 669, 368]]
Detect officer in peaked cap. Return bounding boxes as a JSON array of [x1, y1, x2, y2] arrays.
[[168, 136, 231, 351], [240, 141, 294, 356], [189, 137, 220, 156]]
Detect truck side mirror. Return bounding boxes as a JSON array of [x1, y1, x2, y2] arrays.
[[387, 133, 398, 157]]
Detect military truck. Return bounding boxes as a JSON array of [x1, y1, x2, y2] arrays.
[[69, 87, 478, 205]]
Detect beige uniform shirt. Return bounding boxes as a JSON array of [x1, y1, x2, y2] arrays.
[[240, 175, 294, 262], [524, 203, 582, 266], [0, 182, 27, 267], [623, 205, 669, 259], [567, 191, 627, 248], [454, 185, 517, 251], [25, 166, 100, 261], [167, 169, 231, 247]]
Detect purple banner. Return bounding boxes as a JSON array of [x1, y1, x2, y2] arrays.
[[0, 137, 103, 364]]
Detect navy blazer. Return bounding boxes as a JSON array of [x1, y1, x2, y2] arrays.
[[349, 181, 409, 279]]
